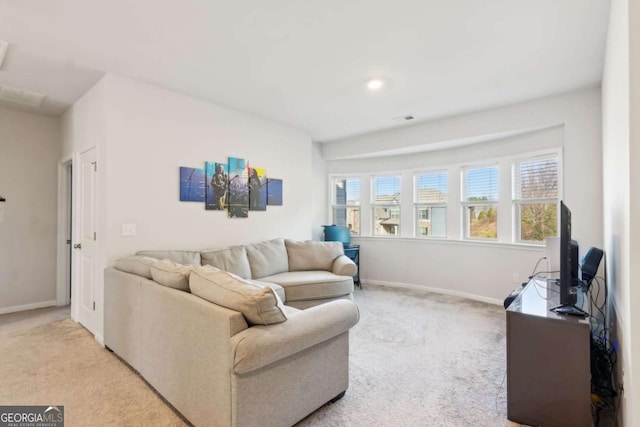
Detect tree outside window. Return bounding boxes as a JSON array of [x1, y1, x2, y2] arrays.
[[513, 156, 558, 242], [462, 166, 499, 239]]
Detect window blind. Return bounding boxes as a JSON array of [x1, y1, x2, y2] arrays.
[[416, 172, 447, 203], [514, 158, 558, 200], [334, 178, 360, 205], [373, 176, 401, 204], [464, 166, 499, 202]]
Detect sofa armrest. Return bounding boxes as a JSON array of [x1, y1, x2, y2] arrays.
[[231, 299, 359, 375], [332, 254, 357, 277]]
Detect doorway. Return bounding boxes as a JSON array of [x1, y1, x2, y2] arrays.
[[56, 158, 73, 307]]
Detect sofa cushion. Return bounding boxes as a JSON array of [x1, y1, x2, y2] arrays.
[[245, 238, 289, 279], [200, 246, 252, 279], [150, 259, 198, 291], [259, 271, 354, 302], [284, 240, 344, 272], [114, 255, 157, 279], [251, 280, 286, 303], [190, 267, 287, 325], [136, 250, 201, 266]]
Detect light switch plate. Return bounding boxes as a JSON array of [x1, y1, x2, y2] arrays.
[[122, 223, 136, 236]]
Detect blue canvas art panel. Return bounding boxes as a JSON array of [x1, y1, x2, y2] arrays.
[[179, 166, 206, 202], [267, 178, 283, 206], [205, 162, 215, 209], [228, 157, 249, 218], [205, 163, 229, 211], [249, 167, 267, 211], [205, 162, 228, 210]]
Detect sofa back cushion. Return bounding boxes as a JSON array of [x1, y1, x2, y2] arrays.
[[245, 238, 289, 279], [114, 255, 157, 279], [150, 259, 197, 291], [200, 246, 252, 279], [190, 266, 287, 325], [136, 250, 201, 266], [285, 240, 344, 272]]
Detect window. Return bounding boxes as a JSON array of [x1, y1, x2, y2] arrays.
[[331, 177, 360, 234], [372, 175, 401, 236], [513, 155, 558, 242], [462, 165, 499, 239], [415, 171, 447, 238]]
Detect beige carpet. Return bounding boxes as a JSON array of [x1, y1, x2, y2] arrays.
[[0, 309, 187, 426], [299, 285, 514, 427], [0, 286, 517, 427]]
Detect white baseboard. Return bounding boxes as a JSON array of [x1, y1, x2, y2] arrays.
[[361, 279, 503, 306], [0, 300, 57, 315]]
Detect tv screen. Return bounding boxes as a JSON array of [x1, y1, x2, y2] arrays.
[[551, 201, 587, 317]]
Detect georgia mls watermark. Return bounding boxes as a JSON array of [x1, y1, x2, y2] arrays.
[[0, 406, 64, 427]]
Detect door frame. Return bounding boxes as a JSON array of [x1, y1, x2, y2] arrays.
[[56, 155, 73, 309]]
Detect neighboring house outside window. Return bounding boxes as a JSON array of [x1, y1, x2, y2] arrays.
[[415, 171, 447, 238], [328, 149, 561, 245], [462, 165, 499, 239], [512, 154, 559, 242], [372, 175, 401, 236], [331, 177, 360, 234]]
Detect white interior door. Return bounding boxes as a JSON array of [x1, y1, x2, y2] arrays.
[[74, 147, 98, 334]]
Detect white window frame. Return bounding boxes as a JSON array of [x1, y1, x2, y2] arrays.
[[414, 170, 448, 239], [371, 174, 401, 237], [330, 176, 361, 235], [512, 150, 562, 244], [461, 163, 499, 241]]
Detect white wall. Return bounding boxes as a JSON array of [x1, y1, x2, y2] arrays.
[[321, 88, 602, 302], [102, 74, 313, 264], [602, 0, 639, 424], [62, 73, 314, 338], [311, 142, 328, 241], [0, 108, 60, 313]]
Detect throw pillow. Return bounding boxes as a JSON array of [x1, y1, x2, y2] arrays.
[[114, 255, 157, 279], [189, 266, 287, 325], [285, 240, 344, 272], [150, 259, 197, 291]]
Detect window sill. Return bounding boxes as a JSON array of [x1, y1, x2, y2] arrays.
[[350, 236, 546, 251]]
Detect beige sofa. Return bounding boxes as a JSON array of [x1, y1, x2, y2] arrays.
[[104, 239, 360, 427], [137, 238, 357, 309]]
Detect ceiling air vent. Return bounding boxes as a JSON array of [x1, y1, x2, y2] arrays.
[[393, 115, 415, 122], [0, 40, 7, 69], [0, 84, 47, 107]]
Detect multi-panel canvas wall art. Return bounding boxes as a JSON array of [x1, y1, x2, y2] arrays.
[[180, 157, 282, 217], [179, 167, 205, 202]]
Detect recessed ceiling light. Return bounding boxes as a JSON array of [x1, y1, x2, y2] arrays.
[[367, 79, 385, 91]]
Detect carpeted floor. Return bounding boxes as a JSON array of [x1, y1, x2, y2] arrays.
[[298, 285, 512, 427], [0, 285, 517, 426]]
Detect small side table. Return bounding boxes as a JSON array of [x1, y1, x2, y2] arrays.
[[343, 245, 361, 289]]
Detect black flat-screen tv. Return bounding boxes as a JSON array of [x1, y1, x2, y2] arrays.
[[551, 201, 588, 317]]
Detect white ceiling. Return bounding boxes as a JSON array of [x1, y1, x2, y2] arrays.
[[0, 0, 610, 142]]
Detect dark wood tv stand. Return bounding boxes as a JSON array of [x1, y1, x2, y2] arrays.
[[506, 277, 591, 427]]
